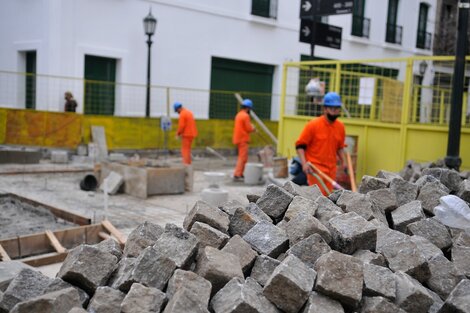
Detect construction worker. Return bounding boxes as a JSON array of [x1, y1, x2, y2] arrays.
[[174, 102, 198, 165], [295, 92, 346, 195], [233, 99, 256, 180]]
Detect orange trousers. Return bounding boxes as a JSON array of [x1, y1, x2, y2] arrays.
[[181, 137, 194, 165], [307, 165, 335, 196], [234, 142, 249, 177]]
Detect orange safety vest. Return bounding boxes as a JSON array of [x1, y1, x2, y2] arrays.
[[295, 115, 346, 173], [177, 108, 198, 138], [233, 110, 254, 144]]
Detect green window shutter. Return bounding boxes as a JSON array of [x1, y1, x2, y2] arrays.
[[252, 0, 271, 18], [84, 55, 116, 115], [25, 51, 36, 110], [416, 3, 429, 49], [386, 0, 400, 43], [352, 0, 366, 37], [209, 57, 274, 120]]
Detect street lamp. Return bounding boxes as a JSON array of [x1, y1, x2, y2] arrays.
[[143, 9, 157, 117], [418, 60, 428, 76]]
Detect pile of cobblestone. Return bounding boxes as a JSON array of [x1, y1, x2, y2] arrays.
[[0, 160, 469, 313]]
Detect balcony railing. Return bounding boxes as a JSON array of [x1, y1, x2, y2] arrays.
[[416, 31, 432, 50], [385, 23, 403, 44], [351, 15, 371, 38]]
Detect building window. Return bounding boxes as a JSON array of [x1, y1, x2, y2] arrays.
[[251, 0, 277, 19], [25, 51, 36, 110], [351, 0, 370, 38], [416, 3, 431, 49], [385, 0, 402, 44]]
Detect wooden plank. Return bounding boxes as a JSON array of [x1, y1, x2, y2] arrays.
[[101, 220, 126, 245], [0, 244, 11, 261], [22, 252, 68, 267], [98, 232, 112, 240], [8, 194, 91, 225], [0, 224, 104, 259], [45, 230, 66, 253]]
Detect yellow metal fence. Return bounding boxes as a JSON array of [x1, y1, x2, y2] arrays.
[[278, 56, 470, 178]]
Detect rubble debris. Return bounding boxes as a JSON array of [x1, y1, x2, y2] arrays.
[[2, 160, 470, 313]]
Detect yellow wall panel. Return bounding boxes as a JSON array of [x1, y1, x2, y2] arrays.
[[365, 126, 402, 174], [0, 109, 7, 144]]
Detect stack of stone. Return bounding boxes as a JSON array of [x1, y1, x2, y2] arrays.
[[1, 161, 470, 313]]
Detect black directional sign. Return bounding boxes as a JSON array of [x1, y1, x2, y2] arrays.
[[300, 0, 315, 19], [300, 0, 354, 18], [317, 0, 354, 16], [299, 20, 342, 50], [315, 22, 342, 49]]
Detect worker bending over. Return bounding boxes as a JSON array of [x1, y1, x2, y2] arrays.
[[233, 99, 256, 180], [295, 92, 346, 195], [174, 102, 198, 165]]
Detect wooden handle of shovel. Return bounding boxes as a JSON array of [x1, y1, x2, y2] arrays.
[[346, 152, 357, 192], [306, 162, 344, 190]]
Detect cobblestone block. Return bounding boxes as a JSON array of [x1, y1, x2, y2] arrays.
[[121, 283, 166, 313], [451, 245, 470, 277], [87, 286, 125, 313], [211, 277, 280, 313], [163, 287, 210, 313], [410, 235, 444, 261], [329, 212, 377, 254], [10, 288, 80, 313], [264, 255, 316, 313], [367, 188, 397, 214], [167, 269, 211, 307], [242, 221, 289, 258], [256, 184, 294, 219], [390, 178, 418, 206], [123, 221, 164, 257], [195, 246, 243, 295], [287, 233, 331, 268], [363, 264, 396, 301], [153, 223, 199, 270], [222, 235, 258, 275], [417, 181, 449, 215], [426, 254, 464, 299], [283, 196, 318, 222], [219, 199, 244, 216], [301, 291, 344, 313], [0, 268, 52, 313], [286, 212, 331, 246], [406, 218, 452, 249], [314, 251, 364, 308], [376, 170, 402, 181], [190, 222, 230, 250], [394, 271, 433, 313], [57, 245, 118, 295], [245, 202, 272, 223], [228, 207, 258, 237], [438, 279, 470, 313], [108, 257, 136, 292], [314, 196, 344, 226], [391, 200, 425, 232], [457, 179, 470, 203], [359, 175, 389, 194], [250, 255, 281, 287], [283, 181, 322, 201], [376, 228, 430, 282], [184, 200, 230, 233], [360, 296, 406, 313], [352, 250, 386, 267]]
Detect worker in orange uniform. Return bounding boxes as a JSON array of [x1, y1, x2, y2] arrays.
[[174, 102, 198, 165], [295, 92, 346, 195], [233, 99, 256, 181]]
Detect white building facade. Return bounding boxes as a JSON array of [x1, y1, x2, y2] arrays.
[[0, 0, 436, 120]]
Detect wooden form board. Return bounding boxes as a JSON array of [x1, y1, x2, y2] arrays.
[[0, 193, 91, 226]]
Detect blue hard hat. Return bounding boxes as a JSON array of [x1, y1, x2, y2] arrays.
[[242, 99, 253, 109], [173, 102, 183, 112], [323, 92, 342, 107]]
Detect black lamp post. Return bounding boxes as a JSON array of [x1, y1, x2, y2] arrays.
[[143, 9, 157, 118]]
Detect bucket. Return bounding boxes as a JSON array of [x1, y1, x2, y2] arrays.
[[273, 157, 288, 178], [244, 163, 264, 185], [80, 174, 98, 191]]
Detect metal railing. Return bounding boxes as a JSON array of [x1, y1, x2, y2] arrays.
[[351, 15, 371, 38], [416, 31, 432, 50], [385, 23, 403, 45]]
